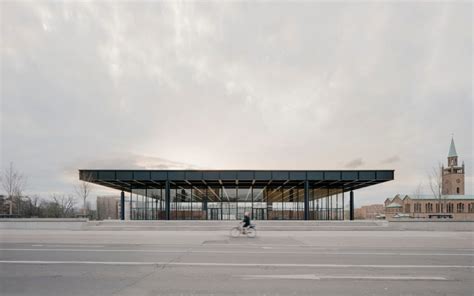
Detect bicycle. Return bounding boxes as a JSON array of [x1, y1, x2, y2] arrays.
[[230, 224, 256, 238]]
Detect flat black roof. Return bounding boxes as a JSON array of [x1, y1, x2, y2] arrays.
[[79, 169, 394, 193]]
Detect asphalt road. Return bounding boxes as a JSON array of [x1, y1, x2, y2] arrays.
[[0, 229, 473, 295]]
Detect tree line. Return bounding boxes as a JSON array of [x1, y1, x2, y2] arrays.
[[0, 163, 93, 218]]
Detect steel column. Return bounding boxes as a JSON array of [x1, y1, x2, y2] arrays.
[[129, 188, 132, 220], [145, 187, 148, 220], [120, 191, 125, 220], [304, 180, 309, 220], [204, 188, 208, 220], [342, 188, 345, 220], [251, 186, 254, 219], [350, 190, 354, 221], [165, 180, 170, 220]]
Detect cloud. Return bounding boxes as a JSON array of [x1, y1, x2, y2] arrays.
[[0, 1, 472, 203], [60, 154, 198, 187], [79, 154, 198, 171], [381, 155, 401, 164], [344, 158, 364, 169]]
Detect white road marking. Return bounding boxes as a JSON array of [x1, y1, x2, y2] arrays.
[[243, 274, 320, 280], [0, 248, 471, 256], [9, 242, 472, 252], [28, 245, 104, 248], [68, 245, 105, 248], [240, 274, 448, 281], [0, 260, 472, 269], [45, 244, 104, 248]]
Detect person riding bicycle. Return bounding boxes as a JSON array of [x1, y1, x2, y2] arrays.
[[241, 211, 251, 233]]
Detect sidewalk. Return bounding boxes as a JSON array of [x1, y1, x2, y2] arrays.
[[1, 219, 473, 231]]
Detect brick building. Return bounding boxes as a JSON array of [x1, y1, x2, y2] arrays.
[[355, 204, 385, 219], [442, 137, 465, 195], [384, 194, 474, 220], [384, 138, 472, 220]]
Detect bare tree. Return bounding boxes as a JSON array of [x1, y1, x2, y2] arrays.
[[75, 174, 93, 215], [41, 194, 76, 218], [1, 162, 27, 216], [413, 182, 424, 199], [52, 194, 76, 217], [28, 195, 41, 217], [428, 163, 444, 213], [19, 195, 42, 218]]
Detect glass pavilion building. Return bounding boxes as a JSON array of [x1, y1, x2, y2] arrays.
[[79, 169, 394, 221]]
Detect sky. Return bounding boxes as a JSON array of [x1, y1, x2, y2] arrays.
[[1, 1, 472, 207]]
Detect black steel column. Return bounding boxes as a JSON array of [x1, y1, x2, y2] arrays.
[[304, 180, 309, 220], [190, 188, 193, 220], [204, 188, 208, 220], [342, 188, 345, 220], [145, 187, 148, 220], [350, 190, 354, 221], [165, 180, 171, 220], [251, 186, 254, 219], [120, 191, 125, 220], [129, 188, 132, 220]]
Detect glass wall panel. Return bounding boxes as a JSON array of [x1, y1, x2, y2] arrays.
[[191, 187, 206, 220], [237, 187, 252, 220], [207, 187, 222, 220], [309, 189, 315, 220], [223, 187, 236, 202], [252, 187, 266, 220], [296, 188, 304, 220], [222, 201, 237, 220], [130, 188, 146, 220], [237, 188, 251, 202], [267, 187, 283, 220], [282, 187, 291, 220], [170, 187, 177, 220], [128, 182, 345, 221], [281, 186, 304, 220], [147, 188, 163, 220], [207, 187, 221, 202], [308, 187, 344, 220], [220, 187, 236, 220], [173, 187, 192, 220]]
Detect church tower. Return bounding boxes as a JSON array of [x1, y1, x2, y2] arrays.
[[441, 137, 465, 195]]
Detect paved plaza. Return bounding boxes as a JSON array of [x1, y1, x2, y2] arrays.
[[0, 228, 473, 295]]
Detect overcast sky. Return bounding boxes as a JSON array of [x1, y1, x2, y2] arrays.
[[1, 1, 472, 206]]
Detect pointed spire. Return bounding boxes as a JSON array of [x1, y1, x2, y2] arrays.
[[448, 136, 458, 158]]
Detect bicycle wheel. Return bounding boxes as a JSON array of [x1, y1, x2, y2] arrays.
[[246, 228, 256, 238], [230, 227, 241, 237]]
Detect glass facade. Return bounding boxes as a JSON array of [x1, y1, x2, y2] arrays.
[[128, 184, 345, 221], [80, 169, 394, 221], [130, 188, 166, 220]]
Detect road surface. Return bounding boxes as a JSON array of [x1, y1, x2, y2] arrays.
[[0, 229, 473, 295]]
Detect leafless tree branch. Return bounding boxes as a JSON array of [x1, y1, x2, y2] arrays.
[[1, 162, 27, 215], [428, 162, 444, 212], [75, 173, 93, 215], [413, 182, 423, 198]]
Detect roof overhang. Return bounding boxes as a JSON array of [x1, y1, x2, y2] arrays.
[[79, 169, 394, 193]]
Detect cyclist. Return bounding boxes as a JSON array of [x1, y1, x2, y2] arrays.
[[241, 211, 251, 233]]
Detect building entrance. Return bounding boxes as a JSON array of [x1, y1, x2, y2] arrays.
[[253, 208, 266, 220], [209, 208, 221, 220]]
